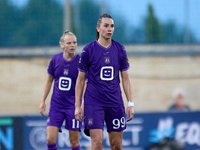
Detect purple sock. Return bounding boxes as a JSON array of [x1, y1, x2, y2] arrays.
[[71, 145, 81, 150], [47, 143, 58, 150]]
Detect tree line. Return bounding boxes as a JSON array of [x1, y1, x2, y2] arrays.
[[0, 0, 197, 47]]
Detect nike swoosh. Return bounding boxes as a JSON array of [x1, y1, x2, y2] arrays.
[[103, 52, 109, 55]]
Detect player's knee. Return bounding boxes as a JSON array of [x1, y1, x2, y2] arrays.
[[92, 138, 103, 148], [70, 139, 79, 148], [47, 136, 57, 144], [110, 140, 122, 150]]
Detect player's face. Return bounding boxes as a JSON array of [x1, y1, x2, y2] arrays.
[[62, 35, 77, 54], [97, 17, 114, 40]]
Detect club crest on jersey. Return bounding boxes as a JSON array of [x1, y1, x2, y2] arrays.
[[105, 57, 110, 64], [63, 69, 68, 75], [88, 118, 93, 125]]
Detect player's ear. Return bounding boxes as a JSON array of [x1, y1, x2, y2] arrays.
[[61, 42, 64, 50], [96, 26, 100, 32]]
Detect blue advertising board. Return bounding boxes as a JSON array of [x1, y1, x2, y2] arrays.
[[121, 111, 200, 150], [0, 117, 23, 150], [23, 111, 200, 150], [23, 116, 91, 150]]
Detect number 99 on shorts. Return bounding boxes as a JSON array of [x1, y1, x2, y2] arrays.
[[112, 117, 126, 129]]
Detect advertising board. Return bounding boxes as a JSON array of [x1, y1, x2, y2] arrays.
[[23, 111, 200, 150], [0, 117, 23, 150]]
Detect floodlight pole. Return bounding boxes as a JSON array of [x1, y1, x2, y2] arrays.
[[63, 0, 71, 32], [184, 0, 190, 44], [100, 0, 108, 14]]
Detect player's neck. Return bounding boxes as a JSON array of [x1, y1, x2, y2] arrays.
[[63, 52, 75, 61], [98, 38, 111, 48]]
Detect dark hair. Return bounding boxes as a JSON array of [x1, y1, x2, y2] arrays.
[[96, 13, 113, 39]]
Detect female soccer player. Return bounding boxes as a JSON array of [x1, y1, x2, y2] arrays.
[[39, 30, 82, 150], [75, 14, 134, 150]]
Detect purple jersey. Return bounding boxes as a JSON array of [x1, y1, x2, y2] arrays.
[[79, 40, 130, 106], [47, 52, 80, 109]]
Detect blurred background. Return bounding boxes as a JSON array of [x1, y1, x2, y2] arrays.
[[0, 0, 199, 114], [1, 0, 200, 46], [0, 0, 200, 149]]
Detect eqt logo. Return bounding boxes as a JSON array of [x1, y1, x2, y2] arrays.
[[59, 77, 71, 91], [100, 66, 114, 81]]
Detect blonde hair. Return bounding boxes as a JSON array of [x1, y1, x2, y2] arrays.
[[59, 30, 75, 49]]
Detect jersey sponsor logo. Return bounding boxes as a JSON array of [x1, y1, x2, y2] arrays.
[[105, 57, 110, 64], [63, 69, 68, 75], [59, 77, 72, 91], [100, 66, 114, 81]]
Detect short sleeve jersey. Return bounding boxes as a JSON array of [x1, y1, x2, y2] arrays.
[[79, 40, 130, 107], [47, 52, 80, 109]]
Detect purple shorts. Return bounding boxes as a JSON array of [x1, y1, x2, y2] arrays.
[[47, 107, 82, 132], [84, 104, 126, 136]]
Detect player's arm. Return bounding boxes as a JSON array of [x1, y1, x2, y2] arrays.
[[81, 80, 87, 111], [39, 75, 54, 116], [75, 71, 86, 121], [121, 70, 134, 122]]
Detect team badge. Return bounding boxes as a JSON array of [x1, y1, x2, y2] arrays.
[[88, 118, 93, 125], [105, 57, 110, 64], [63, 69, 68, 75]]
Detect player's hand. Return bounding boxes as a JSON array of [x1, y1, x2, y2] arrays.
[[126, 106, 134, 122], [75, 106, 84, 122], [39, 102, 46, 116]]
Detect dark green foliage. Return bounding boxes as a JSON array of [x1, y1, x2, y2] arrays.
[[162, 19, 197, 43], [111, 14, 127, 44], [76, 0, 100, 43], [15, 0, 63, 46], [162, 20, 184, 43], [145, 4, 163, 43], [0, 0, 63, 47], [0, 0, 198, 47], [0, 0, 21, 46]]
